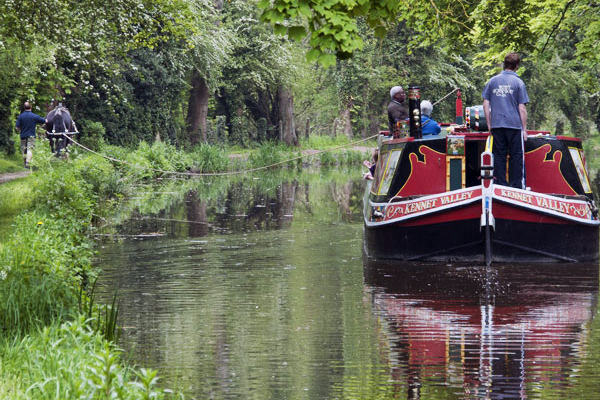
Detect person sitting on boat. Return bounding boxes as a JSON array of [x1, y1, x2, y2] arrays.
[[45, 101, 76, 156], [362, 148, 379, 180], [420, 100, 441, 136], [387, 86, 408, 135]]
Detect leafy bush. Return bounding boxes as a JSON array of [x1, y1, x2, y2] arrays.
[[319, 150, 337, 165], [71, 154, 124, 200], [190, 143, 229, 172], [78, 119, 106, 151], [248, 141, 300, 169], [0, 318, 183, 399], [31, 164, 94, 222], [0, 211, 88, 334]]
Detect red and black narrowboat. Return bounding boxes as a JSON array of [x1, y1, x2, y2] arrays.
[[363, 88, 599, 264]]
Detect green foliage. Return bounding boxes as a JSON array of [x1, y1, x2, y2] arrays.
[[31, 164, 94, 223], [190, 143, 230, 173], [218, 0, 296, 143], [248, 141, 301, 169], [78, 119, 106, 151], [71, 155, 124, 201], [0, 152, 23, 173], [301, 134, 351, 149], [0, 179, 32, 221], [0, 318, 183, 399], [318, 149, 364, 166], [0, 211, 86, 334]]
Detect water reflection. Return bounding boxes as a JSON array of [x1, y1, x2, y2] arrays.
[[364, 261, 599, 399], [96, 172, 600, 400], [96, 174, 370, 399]]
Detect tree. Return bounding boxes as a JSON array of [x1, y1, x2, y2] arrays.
[[185, 0, 232, 145], [259, 0, 600, 68], [217, 0, 297, 145]]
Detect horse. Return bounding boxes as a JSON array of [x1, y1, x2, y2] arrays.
[[45, 105, 76, 156]]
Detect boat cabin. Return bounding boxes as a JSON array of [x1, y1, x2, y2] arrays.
[[371, 122, 593, 204]]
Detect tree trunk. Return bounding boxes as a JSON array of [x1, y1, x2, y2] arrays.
[[278, 86, 298, 145], [305, 118, 310, 139], [186, 70, 209, 144], [340, 98, 353, 139]]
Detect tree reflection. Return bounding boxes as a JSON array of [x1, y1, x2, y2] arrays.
[[185, 190, 208, 237]]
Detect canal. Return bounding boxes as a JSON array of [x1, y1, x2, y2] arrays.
[[95, 169, 600, 399]]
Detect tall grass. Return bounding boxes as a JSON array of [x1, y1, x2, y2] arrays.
[[190, 143, 230, 172], [0, 211, 87, 334], [0, 318, 183, 399], [0, 152, 23, 174], [248, 141, 302, 169]]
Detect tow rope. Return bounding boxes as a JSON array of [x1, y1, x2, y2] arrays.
[[61, 132, 378, 177]]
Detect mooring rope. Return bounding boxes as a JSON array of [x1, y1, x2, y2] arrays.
[[62, 133, 378, 177]]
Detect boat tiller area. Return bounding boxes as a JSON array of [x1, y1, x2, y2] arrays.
[[480, 136, 495, 232]]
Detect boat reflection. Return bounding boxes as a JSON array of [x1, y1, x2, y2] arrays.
[[364, 261, 599, 399]]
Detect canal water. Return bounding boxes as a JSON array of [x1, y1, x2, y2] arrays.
[[95, 170, 600, 399]]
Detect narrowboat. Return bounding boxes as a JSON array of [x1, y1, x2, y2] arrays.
[[363, 88, 599, 264]]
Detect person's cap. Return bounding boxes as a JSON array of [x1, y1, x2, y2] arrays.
[[390, 86, 403, 99]]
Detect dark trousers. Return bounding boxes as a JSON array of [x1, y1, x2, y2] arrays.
[[492, 128, 525, 188]]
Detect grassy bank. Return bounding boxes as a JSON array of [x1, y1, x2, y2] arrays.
[[0, 152, 23, 174], [0, 136, 368, 398]]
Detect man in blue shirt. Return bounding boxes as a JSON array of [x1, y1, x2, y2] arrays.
[[15, 101, 46, 168], [482, 52, 529, 188]]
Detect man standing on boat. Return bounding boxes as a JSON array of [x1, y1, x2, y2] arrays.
[[388, 86, 408, 135], [482, 52, 529, 189]]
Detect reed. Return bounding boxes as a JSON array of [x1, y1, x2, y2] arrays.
[[248, 141, 301, 169], [0, 318, 183, 399], [80, 279, 121, 343], [190, 143, 230, 172]]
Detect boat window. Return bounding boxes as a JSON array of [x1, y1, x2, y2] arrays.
[[375, 149, 402, 195], [569, 147, 592, 193]]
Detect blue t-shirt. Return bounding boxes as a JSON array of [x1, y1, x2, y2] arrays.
[[482, 70, 529, 130], [16, 110, 46, 139], [421, 115, 441, 135]]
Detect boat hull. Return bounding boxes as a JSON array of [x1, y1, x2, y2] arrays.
[[364, 216, 599, 263], [363, 184, 600, 263]]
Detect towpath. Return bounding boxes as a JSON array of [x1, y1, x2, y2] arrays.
[[0, 171, 30, 184]]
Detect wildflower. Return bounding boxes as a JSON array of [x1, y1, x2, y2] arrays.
[[37, 221, 43, 225]]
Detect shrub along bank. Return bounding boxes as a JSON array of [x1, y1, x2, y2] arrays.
[[0, 137, 368, 398], [0, 142, 195, 399]]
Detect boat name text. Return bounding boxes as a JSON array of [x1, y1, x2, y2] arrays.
[[497, 188, 589, 218], [384, 190, 477, 220]]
